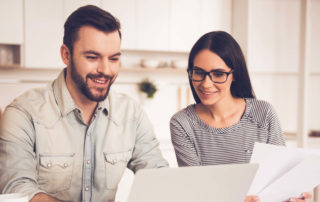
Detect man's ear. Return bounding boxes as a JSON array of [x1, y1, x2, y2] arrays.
[[60, 44, 71, 66]]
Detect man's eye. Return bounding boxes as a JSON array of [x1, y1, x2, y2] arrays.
[[110, 57, 119, 62], [86, 56, 97, 60]]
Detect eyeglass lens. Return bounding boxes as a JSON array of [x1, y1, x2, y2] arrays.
[[191, 69, 229, 83]]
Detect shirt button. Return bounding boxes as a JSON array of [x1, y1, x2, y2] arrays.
[[47, 163, 52, 168], [245, 150, 251, 154], [64, 163, 68, 168], [85, 186, 89, 191], [87, 160, 90, 164]]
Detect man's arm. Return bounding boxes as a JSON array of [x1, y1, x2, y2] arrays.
[[0, 106, 43, 198], [127, 107, 169, 173], [30, 193, 61, 202]]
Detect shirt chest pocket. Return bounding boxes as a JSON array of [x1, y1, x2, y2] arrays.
[[38, 154, 75, 194], [104, 151, 132, 190]]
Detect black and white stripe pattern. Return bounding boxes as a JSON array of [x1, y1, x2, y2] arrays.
[[170, 98, 285, 167]]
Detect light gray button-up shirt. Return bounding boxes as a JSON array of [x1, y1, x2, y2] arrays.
[[0, 69, 169, 202]]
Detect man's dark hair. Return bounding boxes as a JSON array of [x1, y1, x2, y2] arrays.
[[63, 5, 121, 53], [187, 31, 255, 103]]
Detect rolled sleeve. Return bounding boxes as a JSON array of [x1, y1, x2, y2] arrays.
[[127, 108, 169, 173]]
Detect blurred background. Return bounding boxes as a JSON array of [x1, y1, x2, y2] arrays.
[[0, 0, 319, 201]]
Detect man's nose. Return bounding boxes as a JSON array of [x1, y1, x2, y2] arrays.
[[97, 59, 112, 75]]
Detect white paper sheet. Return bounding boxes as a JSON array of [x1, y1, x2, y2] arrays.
[[248, 142, 320, 201], [259, 155, 320, 201]]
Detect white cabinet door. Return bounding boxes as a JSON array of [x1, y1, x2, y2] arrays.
[[0, 0, 23, 44], [169, 0, 201, 52], [24, 0, 65, 68], [136, 0, 169, 51], [169, 0, 232, 52], [247, 0, 301, 72], [101, 0, 137, 50], [200, 0, 232, 34], [306, 0, 320, 72]]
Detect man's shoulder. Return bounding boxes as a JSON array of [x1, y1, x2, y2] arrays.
[[108, 90, 138, 106], [10, 85, 51, 108], [8, 83, 60, 126], [107, 90, 142, 117]]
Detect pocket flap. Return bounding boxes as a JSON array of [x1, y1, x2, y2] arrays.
[[104, 151, 132, 165], [39, 154, 75, 169]]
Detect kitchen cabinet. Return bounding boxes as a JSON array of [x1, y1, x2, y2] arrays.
[[24, 0, 101, 68], [101, 0, 137, 50], [103, 0, 231, 52], [306, 0, 320, 72], [169, 0, 232, 52], [24, 0, 65, 68], [169, 0, 201, 52], [0, 0, 23, 44], [247, 0, 301, 72], [136, 0, 169, 51]]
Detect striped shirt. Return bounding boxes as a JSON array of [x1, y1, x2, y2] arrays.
[[170, 98, 285, 167]]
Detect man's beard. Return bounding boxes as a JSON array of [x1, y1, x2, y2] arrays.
[[70, 59, 114, 102]]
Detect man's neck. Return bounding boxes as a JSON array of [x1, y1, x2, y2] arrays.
[[65, 68, 98, 125]]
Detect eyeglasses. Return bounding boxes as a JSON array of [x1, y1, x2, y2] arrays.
[[188, 67, 234, 83]]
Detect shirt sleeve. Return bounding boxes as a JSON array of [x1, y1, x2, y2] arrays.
[[266, 104, 286, 146], [170, 115, 200, 167], [0, 106, 44, 198], [127, 107, 169, 173]]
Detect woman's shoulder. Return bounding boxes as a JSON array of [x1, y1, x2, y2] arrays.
[[245, 98, 278, 123], [170, 104, 196, 123], [246, 98, 274, 112]]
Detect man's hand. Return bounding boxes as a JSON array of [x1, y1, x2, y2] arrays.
[[244, 195, 260, 202], [30, 193, 61, 202]]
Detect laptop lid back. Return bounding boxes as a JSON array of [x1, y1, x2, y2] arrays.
[[127, 163, 259, 202]]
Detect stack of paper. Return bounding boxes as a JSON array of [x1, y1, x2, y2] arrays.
[[249, 143, 320, 201]]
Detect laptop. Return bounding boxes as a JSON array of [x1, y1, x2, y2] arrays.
[[127, 163, 259, 202]]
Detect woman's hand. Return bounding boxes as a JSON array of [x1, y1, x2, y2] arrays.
[[283, 192, 312, 202], [244, 195, 260, 202]]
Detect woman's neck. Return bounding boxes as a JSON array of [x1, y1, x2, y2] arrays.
[[196, 97, 246, 128]]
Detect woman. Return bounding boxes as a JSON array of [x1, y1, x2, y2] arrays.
[[170, 31, 311, 202]]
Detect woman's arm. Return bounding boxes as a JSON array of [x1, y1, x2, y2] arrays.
[[170, 116, 200, 167]]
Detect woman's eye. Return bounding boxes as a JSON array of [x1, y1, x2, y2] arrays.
[[212, 72, 224, 77], [194, 70, 204, 75]]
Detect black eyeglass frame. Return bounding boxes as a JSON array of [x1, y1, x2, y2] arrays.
[[188, 67, 234, 84]]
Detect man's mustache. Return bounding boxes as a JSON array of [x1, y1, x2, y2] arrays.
[[87, 73, 113, 80]]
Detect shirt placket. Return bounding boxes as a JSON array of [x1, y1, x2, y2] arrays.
[[82, 115, 96, 202]]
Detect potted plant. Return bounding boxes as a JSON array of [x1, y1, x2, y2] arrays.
[[138, 78, 157, 98]]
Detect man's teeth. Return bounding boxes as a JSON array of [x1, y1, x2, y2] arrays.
[[94, 79, 105, 84]]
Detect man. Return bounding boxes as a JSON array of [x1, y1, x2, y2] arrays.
[[0, 5, 168, 202]]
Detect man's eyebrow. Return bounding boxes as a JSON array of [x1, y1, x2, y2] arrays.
[[83, 50, 100, 56], [109, 52, 121, 58]]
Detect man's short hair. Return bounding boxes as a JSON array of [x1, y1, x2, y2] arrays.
[[63, 5, 121, 53]]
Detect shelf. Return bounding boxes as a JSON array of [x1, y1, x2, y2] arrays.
[[121, 67, 186, 73]]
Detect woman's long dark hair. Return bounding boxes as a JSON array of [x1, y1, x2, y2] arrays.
[[188, 31, 255, 103]]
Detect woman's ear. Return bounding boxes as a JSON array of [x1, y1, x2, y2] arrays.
[[60, 44, 71, 66]]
